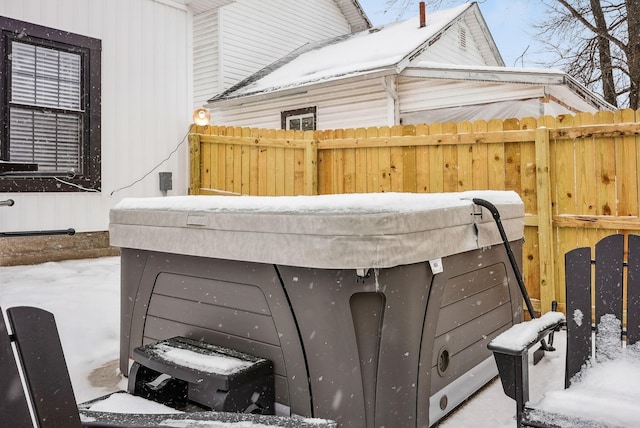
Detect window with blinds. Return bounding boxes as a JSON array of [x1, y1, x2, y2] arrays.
[[0, 16, 101, 192], [9, 41, 82, 173]]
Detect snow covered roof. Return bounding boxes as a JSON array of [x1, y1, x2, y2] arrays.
[[208, 2, 494, 104], [205, 1, 612, 117]]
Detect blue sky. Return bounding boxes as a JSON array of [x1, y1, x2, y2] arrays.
[[357, 0, 545, 68]]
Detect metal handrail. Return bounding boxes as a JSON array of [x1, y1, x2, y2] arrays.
[[1, 199, 75, 237]]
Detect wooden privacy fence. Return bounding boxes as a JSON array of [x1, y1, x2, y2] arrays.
[[189, 109, 640, 318]]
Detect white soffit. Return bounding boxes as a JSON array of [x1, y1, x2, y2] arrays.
[[183, 0, 235, 13], [334, 0, 372, 32]]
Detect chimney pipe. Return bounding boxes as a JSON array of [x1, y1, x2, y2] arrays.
[[419, 1, 426, 28]]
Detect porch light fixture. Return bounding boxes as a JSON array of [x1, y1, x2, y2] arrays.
[[193, 107, 210, 126]]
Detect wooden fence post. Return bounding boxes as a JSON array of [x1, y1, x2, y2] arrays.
[[535, 127, 555, 314], [189, 131, 201, 195], [304, 139, 318, 195]]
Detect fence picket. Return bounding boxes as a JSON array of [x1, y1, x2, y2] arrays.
[[487, 119, 504, 190], [442, 122, 458, 192], [456, 121, 473, 191], [366, 127, 380, 193], [390, 125, 404, 193], [428, 122, 445, 192], [471, 120, 489, 190], [415, 124, 430, 193], [354, 128, 367, 193]]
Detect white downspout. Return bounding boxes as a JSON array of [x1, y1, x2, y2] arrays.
[[381, 75, 400, 126]]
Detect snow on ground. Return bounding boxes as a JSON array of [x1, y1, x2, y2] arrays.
[[0, 257, 123, 400], [0, 256, 566, 427]]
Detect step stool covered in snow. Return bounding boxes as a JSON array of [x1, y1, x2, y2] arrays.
[[128, 336, 274, 413], [110, 190, 526, 428]]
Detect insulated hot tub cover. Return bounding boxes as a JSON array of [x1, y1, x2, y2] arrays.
[[109, 190, 524, 269]]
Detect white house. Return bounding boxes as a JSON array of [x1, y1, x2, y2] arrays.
[[0, 0, 370, 264], [206, 2, 613, 130]]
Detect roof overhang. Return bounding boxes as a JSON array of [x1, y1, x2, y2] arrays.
[[403, 64, 567, 85], [465, 3, 504, 67], [334, 0, 372, 32], [207, 67, 397, 108], [208, 62, 615, 112], [403, 63, 614, 111], [164, 0, 235, 13], [175, 0, 370, 24]]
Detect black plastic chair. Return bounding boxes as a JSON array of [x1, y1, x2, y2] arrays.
[[0, 305, 336, 428]]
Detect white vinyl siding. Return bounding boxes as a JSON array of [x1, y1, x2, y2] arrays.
[[193, 9, 219, 107], [212, 78, 388, 130], [414, 21, 486, 65], [219, 0, 351, 90], [398, 76, 546, 113], [212, 75, 560, 131], [0, 0, 191, 233]]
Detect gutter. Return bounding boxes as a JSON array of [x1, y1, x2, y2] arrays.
[[207, 67, 397, 108], [561, 74, 615, 111], [402, 65, 614, 111], [402, 65, 568, 85], [402, 65, 616, 111]]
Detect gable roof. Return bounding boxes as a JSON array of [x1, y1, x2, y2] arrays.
[[208, 2, 497, 104]]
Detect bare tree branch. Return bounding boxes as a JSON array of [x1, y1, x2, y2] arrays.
[[535, 0, 634, 107]]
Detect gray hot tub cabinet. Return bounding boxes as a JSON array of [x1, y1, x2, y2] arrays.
[[110, 191, 525, 428]]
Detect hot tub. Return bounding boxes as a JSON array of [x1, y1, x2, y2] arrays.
[[109, 191, 525, 427]]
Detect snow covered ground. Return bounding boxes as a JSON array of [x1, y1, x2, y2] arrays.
[[0, 256, 567, 427]]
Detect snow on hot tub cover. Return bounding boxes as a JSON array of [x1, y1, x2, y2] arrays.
[[109, 190, 524, 269]]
